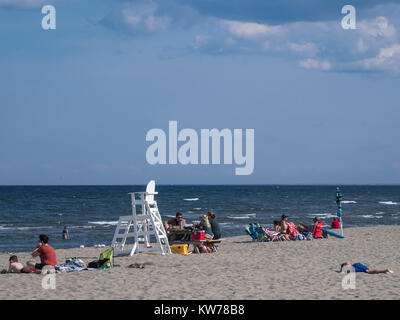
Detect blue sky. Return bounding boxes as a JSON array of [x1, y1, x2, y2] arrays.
[[0, 0, 400, 185]]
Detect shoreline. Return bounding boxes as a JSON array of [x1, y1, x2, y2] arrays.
[[1, 225, 399, 300], [1, 224, 397, 255]]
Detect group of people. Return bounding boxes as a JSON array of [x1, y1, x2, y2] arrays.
[[1, 234, 58, 274], [1, 224, 394, 277], [269, 214, 325, 241], [163, 211, 221, 253]]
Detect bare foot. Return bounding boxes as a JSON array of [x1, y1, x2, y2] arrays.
[[385, 269, 394, 274]]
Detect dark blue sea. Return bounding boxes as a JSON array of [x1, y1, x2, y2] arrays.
[[0, 185, 399, 252]]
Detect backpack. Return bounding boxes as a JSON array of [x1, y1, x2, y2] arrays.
[[88, 248, 114, 269], [87, 258, 110, 269]]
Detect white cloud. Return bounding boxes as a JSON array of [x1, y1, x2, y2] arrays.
[[286, 41, 319, 56], [189, 12, 400, 74], [362, 44, 400, 72], [299, 59, 331, 71], [358, 16, 396, 39], [101, 1, 171, 34], [220, 20, 283, 39]]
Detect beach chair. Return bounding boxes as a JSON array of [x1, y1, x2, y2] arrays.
[[245, 223, 270, 242], [245, 223, 259, 241]]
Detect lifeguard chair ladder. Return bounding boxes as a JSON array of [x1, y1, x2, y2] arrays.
[[111, 180, 171, 256]]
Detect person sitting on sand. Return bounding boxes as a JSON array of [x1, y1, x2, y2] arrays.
[[164, 212, 186, 232], [26, 234, 57, 271], [298, 217, 321, 234], [280, 215, 303, 240], [297, 220, 313, 234], [199, 214, 216, 253], [273, 220, 290, 241], [280, 214, 290, 233], [207, 211, 221, 240], [164, 212, 187, 242], [331, 218, 340, 229], [282, 215, 307, 240], [340, 261, 394, 275]]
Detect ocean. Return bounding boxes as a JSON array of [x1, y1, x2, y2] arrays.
[[0, 185, 399, 252]]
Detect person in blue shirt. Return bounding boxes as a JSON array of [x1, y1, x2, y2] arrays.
[[340, 261, 394, 274]]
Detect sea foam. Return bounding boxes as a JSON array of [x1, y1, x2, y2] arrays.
[[379, 201, 397, 205]]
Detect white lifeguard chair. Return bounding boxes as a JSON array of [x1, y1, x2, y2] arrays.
[[111, 180, 171, 256]]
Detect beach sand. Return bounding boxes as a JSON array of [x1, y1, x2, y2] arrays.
[[0, 226, 399, 300]]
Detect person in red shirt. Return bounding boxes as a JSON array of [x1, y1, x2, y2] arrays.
[[332, 218, 341, 229], [26, 234, 57, 270]]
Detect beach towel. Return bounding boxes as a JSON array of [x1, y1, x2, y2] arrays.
[[56, 260, 97, 272], [263, 228, 281, 241], [286, 222, 298, 238]]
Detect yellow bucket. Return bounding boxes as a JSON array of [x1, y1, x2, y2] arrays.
[[170, 244, 189, 255]]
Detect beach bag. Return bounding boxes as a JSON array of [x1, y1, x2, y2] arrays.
[[88, 248, 114, 269], [87, 259, 109, 269]]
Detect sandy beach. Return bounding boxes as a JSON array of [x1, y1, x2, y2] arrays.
[[0, 225, 399, 300]]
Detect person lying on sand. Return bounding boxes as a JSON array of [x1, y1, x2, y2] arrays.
[[1, 255, 25, 273], [340, 261, 394, 274], [8, 255, 24, 273]]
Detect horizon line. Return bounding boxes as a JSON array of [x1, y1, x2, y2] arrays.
[[1, 184, 400, 187]]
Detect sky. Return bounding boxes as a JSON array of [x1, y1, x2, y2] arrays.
[[0, 0, 400, 185]]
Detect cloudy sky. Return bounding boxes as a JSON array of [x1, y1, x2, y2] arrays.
[[0, 0, 399, 185]]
